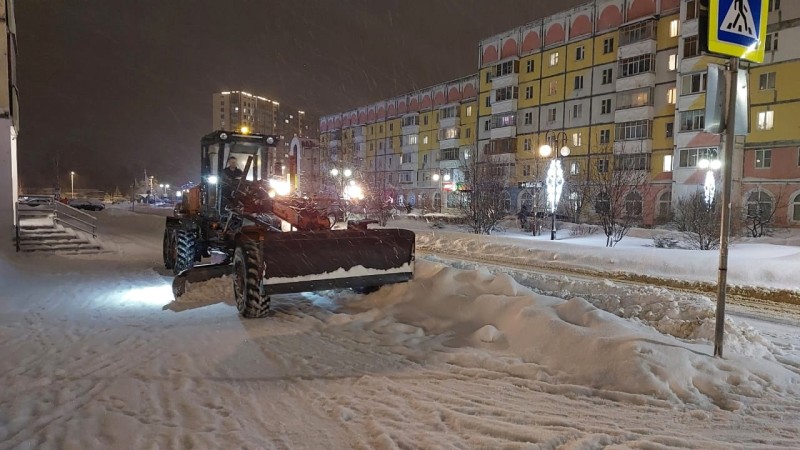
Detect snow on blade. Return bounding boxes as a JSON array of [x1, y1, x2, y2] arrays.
[[263, 262, 413, 285]]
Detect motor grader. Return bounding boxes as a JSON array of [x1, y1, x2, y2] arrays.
[[163, 130, 415, 318]]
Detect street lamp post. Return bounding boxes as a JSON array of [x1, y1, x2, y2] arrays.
[[431, 171, 450, 213], [538, 131, 570, 240], [70, 171, 75, 199]]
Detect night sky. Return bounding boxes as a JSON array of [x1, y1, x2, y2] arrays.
[[16, 0, 583, 192]]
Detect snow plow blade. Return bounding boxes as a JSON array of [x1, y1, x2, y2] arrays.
[[259, 228, 415, 295], [172, 263, 232, 298]]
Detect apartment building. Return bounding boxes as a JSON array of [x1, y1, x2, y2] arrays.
[[320, 0, 800, 226], [1, 0, 19, 229], [320, 75, 478, 209]]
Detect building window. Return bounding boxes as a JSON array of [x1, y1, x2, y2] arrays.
[[466, 106, 473, 117], [686, 0, 699, 20], [485, 71, 492, 83], [792, 193, 800, 221], [766, 33, 779, 51], [466, 128, 472, 138], [406, 134, 418, 145], [437, 127, 460, 140], [601, 68, 613, 84], [493, 60, 520, 77], [620, 20, 656, 45], [524, 138, 531, 151], [683, 36, 699, 58], [667, 87, 677, 104], [423, 115, 429, 126], [625, 191, 643, 217], [670, 20, 680, 37], [423, 135, 429, 145], [572, 132, 582, 146], [485, 96, 491, 107], [402, 115, 419, 126], [526, 59, 535, 73], [747, 191, 774, 221], [681, 72, 707, 95], [495, 86, 519, 101], [547, 108, 557, 122], [663, 154, 673, 172], [615, 120, 652, 140], [755, 149, 772, 168], [575, 46, 585, 61], [523, 164, 532, 176], [574, 75, 584, 90], [572, 104, 583, 118], [599, 129, 610, 144], [570, 161, 580, 175], [597, 159, 609, 173], [615, 153, 651, 171], [657, 190, 672, 222], [601, 99, 612, 114], [524, 112, 533, 125], [668, 53, 678, 71], [491, 112, 517, 128], [769, 0, 781, 12], [666, 122, 674, 137], [759, 72, 776, 90], [678, 147, 718, 168], [757, 111, 774, 130], [550, 52, 559, 66], [618, 54, 655, 78], [484, 120, 490, 131], [549, 80, 558, 95], [603, 37, 614, 54], [401, 153, 412, 164], [680, 110, 705, 131], [525, 86, 533, 99], [617, 88, 652, 109]]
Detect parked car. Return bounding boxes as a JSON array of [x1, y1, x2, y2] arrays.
[[68, 198, 105, 211]]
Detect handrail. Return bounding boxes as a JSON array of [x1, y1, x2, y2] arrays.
[[54, 202, 97, 238]]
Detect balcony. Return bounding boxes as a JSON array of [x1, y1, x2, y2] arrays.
[[492, 99, 517, 114], [492, 73, 518, 89], [618, 39, 657, 59], [439, 116, 460, 129], [614, 139, 652, 154], [490, 126, 517, 139], [401, 113, 420, 136], [616, 72, 656, 93], [614, 105, 654, 123], [618, 20, 657, 58]]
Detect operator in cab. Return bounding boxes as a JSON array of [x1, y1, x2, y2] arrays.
[[221, 156, 244, 208]]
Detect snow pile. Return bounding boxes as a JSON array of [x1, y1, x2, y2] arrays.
[[328, 261, 799, 409]]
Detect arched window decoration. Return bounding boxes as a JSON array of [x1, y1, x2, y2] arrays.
[[792, 193, 800, 222], [657, 190, 672, 222], [625, 191, 643, 217], [746, 191, 773, 221]]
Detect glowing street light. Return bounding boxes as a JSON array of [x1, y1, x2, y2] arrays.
[[539, 131, 570, 240], [698, 158, 722, 206], [70, 171, 76, 199]]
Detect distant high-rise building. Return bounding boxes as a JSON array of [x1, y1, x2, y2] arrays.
[[212, 91, 279, 135]]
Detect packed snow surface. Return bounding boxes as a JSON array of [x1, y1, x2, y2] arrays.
[[1, 206, 799, 449]]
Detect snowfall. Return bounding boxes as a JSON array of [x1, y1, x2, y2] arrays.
[[1, 206, 800, 450]]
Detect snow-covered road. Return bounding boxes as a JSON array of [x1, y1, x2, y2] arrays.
[[1, 208, 799, 449]]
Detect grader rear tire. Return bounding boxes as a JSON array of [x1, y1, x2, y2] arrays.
[[233, 241, 270, 318]]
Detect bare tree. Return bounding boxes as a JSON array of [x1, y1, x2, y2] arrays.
[[743, 184, 788, 238], [672, 191, 721, 250], [363, 169, 396, 226], [590, 146, 651, 247], [457, 150, 509, 235]]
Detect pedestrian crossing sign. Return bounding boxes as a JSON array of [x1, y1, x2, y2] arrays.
[[709, 0, 769, 63]]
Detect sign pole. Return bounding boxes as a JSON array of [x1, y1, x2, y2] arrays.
[[713, 56, 738, 358]]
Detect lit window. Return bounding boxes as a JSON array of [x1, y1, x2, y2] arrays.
[[663, 154, 673, 172], [670, 20, 680, 37], [667, 87, 677, 104], [550, 52, 559, 66], [572, 132, 582, 146], [668, 53, 678, 71], [759, 72, 776, 90], [466, 106, 473, 117], [423, 135, 429, 144], [757, 111, 774, 130], [549, 81, 557, 95], [570, 162, 580, 175]]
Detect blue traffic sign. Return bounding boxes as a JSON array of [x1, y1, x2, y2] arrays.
[[709, 0, 768, 63]]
